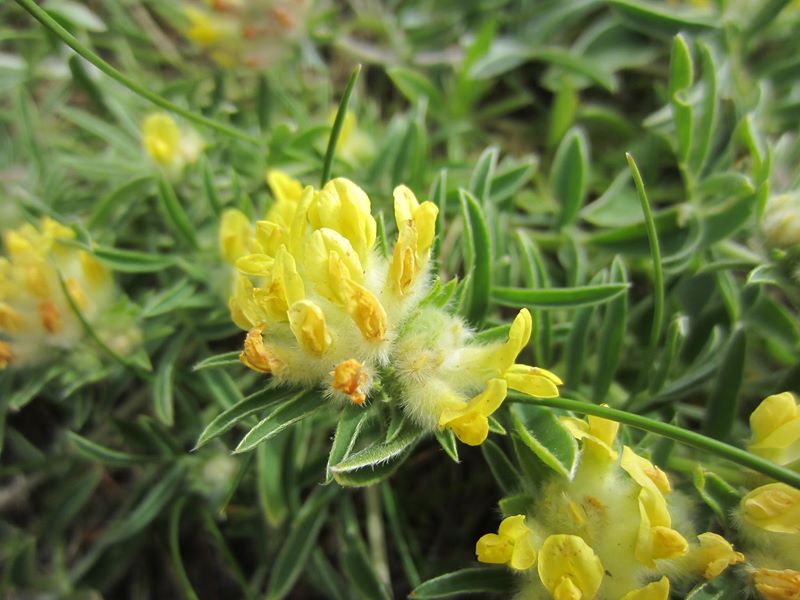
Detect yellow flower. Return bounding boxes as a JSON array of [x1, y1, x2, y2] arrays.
[[752, 568, 800, 600], [742, 483, 800, 535], [537, 534, 604, 600], [621, 446, 688, 566], [142, 113, 202, 172], [438, 379, 507, 446], [561, 410, 619, 461], [288, 300, 331, 356], [387, 185, 439, 296], [497, 309, 563, 398], [692, 532, 744, 579], [620, 577, 670, 600], [749, 392, 800, 466], [309, 178, 376, 264], [476, 515, 537, 570], [0, 218, 117, 369], [266, 170, 304, 228]]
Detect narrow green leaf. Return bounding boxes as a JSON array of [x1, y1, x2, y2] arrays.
[[626, 154, 665, 394], [649, 315, 688, 395], [685, 568, 740, 599], [326, 404, 373, 483], [168, 497, 200, 600], [87, 176, 153, 229], [91, 245, 176, 273], [256, 431, 291, 527], [693, 467, 741, 526], [609, 0, 716, 36], [470, 146, 498, 205], [459, 189, 492, 324], [669, 34, 693, 162], [492, 283, 628, 309], [511, 404, 578, 479], [704, 327, 747, 440], [330, 419, 422, 474], [104, 464, 185, 544], [434, 428, 459, 463], [481, 439, 521, 495], [200, 156, 222, 217], [192, 351, 241, 372], [409, 567, 515, 599], [265, 486, 338, 600], [199, 369, 244, 409], [154, 360, 175, 427], [592, 257, 628, 403], [158, 177, 198, 249], [491, 157, 537, 204], [68, 55, 107, 113], [498, 494, 536, 516], [339, 500, 393, 600], [68, 432, 158, 467], [387, 66, 443, 112], [321, 64, 361, 186], [553, 128, 589, 228], [517, 233, 552, 365], [382, 483, 421, 587], [141, 278, 197, 319], [688, 42, 717, 175], [430, 168, 447, 264], [234, 389, 324, 453], [194, 386, 294, 449]]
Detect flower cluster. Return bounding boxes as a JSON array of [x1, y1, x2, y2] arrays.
[[476, 413, 745, 599], [181, 0, 311, 68], [220, 173, 562, 444], [0, 218, 114, 369]]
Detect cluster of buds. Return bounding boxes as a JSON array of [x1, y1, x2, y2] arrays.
[[0, 218, 114, 369], [476, 413, 745, 599], [181, 0, 310, 68], [219, 172, 562, 445]]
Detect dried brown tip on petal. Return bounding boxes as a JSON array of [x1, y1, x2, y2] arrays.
[[240, 327, 284, 374], [332, 358, 368, 405]]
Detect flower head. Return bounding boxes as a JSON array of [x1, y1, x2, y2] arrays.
[[142, 113, 202, 174], [0, 218, 117, 369]]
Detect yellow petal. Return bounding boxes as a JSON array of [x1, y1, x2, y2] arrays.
[[510, 536, 537, 571], [476, 533, 513, 565], [306, 228, 363, 302], [265, 170, 304, 228], [445, 410, 489, 446], [538, 534, 603, 600], [288, 300, 331, 355], [0, 303, 24, 333], [505, 365, 562, 398], [342, 280, 387, 342], [749, 392, 800, 466], [694, 532, 744, 579], [387, 222, 419, 296], [310, 178, 376, 263], [235, 253, 274, 276], [465, 378, 508, 418], [393, 184, 419, 227], [254, 220, 287, 258], [620, 577, 670, 600], [142, 113, 180, 165], [497, 309, 532, 372], [650, 526, 688, 560], [752, 568, 800, 600], [742, 483, 800, 534], [219, 209, 253, 263], [498, 515, 529, 540]]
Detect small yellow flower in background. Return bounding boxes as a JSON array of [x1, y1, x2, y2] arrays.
[[537, 534, 604, 600], [748, 392, 800, 467], [476, 515, 536, 570], [141, 112, 203, 175], [181, 0, 311, 69], [691, 532, 745, 579], [327, 110, 375, 165], [0, 217, 116, 369], [741, 483, 800, 535], [621, 446, 688, 566], [752, 568, 800, 600], [619, 577, 670, 600]]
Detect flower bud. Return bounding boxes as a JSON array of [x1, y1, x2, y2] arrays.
[[748, 392, 800, 467]]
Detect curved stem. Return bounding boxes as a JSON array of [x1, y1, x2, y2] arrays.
[[14, 0, 260, 145], [508, 392, 800, 489]]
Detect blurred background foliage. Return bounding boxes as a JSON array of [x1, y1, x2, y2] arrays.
[[1, 0, 799, 598]]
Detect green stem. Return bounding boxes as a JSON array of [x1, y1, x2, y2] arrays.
[[626, 153, 665, 397], [14, 0, 260, 145], [321, 64, 361, 187], [508, 392, 800, 489]]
